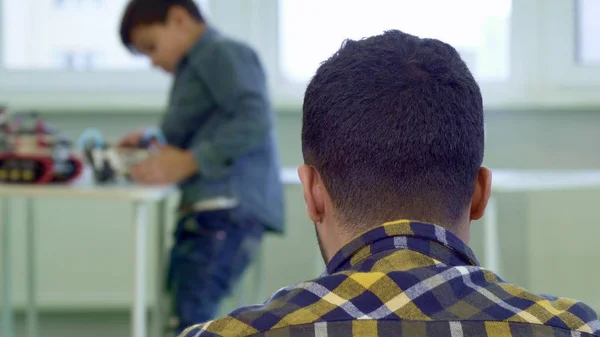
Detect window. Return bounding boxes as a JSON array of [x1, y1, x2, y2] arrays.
[[539, 0, 600, 89], [0, 0, 214, 110], [1, 0, 599, 110], [278, 0, 512, 85], [2, 0, 210, 70], [576, 0, 600, 66]]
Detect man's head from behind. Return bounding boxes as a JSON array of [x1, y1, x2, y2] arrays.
[[299, 30, 492, 263], [119, 0, 206, 73]]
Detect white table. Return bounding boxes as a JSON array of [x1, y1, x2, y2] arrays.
[[279, 168, 600, 276], [483, 169, 600, 275], [0, 178, 175, 337], [5, 168, 600, 337]]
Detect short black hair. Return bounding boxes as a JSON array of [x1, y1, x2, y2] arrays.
[[302, 30, 484, 229], [119, 0, 204, 51]]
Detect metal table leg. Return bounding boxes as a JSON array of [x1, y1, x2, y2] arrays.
[[235, 276, 247, 309], [26, 198, 39, 337], [132, 201, 148, 337], [236, 236, 266, 308], [153, 199, 168, 337], [1, 198, 13, 337], [254, 243, 265, 305], [483, 196, 501, 274]]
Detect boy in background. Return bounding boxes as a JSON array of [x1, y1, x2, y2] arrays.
[[117, 0, 285, 334]]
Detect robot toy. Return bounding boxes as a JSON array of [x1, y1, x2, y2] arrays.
[[0, 108, 84, 184], [77, 128, 164, 183]]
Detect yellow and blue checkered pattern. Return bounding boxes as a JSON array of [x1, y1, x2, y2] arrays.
[[180, 220, 600, 337]]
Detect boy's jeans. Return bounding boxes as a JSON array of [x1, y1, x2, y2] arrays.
[[167, 206, 264, 334]]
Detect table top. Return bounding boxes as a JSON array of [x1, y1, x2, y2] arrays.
[[279, 167, 600, 192], [0, 183, 175, 201], [280, 167, 300, 185], [1, 167, 600, 200], [491, 169, 600, 192], [0, 167, 174, 201]]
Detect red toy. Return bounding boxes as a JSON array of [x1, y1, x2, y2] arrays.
[[0, 108, 84, 184]]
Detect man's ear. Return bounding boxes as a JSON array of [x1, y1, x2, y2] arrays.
[[470, 167, 492, 220], [298, 164, 326, 223]]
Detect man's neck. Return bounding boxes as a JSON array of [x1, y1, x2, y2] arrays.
[[323, 225, 357, 263]]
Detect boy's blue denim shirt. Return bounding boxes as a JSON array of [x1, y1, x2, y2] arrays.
[[158, 26, 285, 234]]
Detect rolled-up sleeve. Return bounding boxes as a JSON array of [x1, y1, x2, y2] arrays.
[[189, 41, 271, 178]]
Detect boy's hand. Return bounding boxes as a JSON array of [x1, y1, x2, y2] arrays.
[[130, 144, 199, 185]]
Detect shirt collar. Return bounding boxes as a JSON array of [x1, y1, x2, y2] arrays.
[[188, 26, 219, 55], [325, 220, 480, 275], [176, 26, 219, 71]]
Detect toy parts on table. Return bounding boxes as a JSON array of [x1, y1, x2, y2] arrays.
[[79, 128, 164, 184], [0, 108, 164, 185]]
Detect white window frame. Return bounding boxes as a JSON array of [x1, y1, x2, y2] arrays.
[[0, 0, 227, 112], [249, 0, 542, 112], [1, 0, 599, 112], [540, 0, 600, 87], [252, 0, 600, 111]]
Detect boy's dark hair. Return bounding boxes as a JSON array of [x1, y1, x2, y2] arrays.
[[119, 0, 204, 51], [302, 29, 484, 229]]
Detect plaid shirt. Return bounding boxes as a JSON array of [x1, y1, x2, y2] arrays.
[[180, 220, 600, 337]]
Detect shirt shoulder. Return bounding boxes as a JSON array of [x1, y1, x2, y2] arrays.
[[180, 31, 266, 108], [179, 265, 600, 337], [494, 281, 600, 335], [177, 275, 348, 337], [187, 33, 261, 76]]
